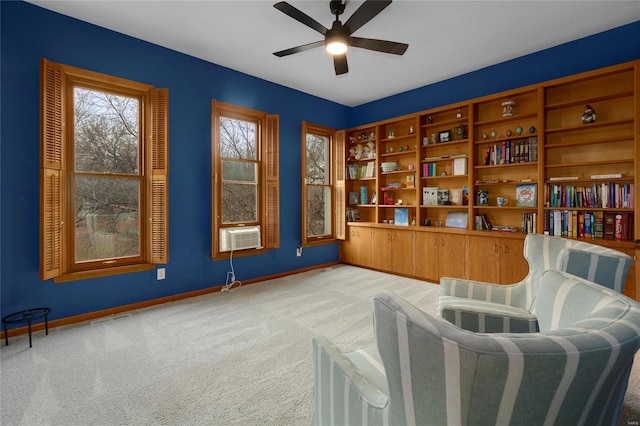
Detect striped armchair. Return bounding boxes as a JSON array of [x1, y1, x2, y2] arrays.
[[438, 233, 632, 333], [313, 270, 640, 425]]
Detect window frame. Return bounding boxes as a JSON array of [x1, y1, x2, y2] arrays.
[[39, 58, 168, 282], [211, 100, 279, 260], [301, 121, 338, 246]]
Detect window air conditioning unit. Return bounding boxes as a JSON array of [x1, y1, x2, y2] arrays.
[[219, 226, 262, 252]]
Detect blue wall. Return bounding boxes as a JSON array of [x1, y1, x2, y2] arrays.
[[1, 1, 638, 322], [1, 1, 349, 320]]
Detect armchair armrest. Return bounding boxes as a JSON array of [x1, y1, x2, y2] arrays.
[[439, 276, 528, 308], [312, 336, 388, 426]]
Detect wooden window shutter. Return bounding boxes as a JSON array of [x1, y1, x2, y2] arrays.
[[265, 114, 280, 248], [40, 59, 64, 280], [335, 130, 346, 240], [210, 101, 220, 258], [150, 88, 169, 263]]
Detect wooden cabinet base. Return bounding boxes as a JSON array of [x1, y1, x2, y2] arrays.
[[341, 224, 638, 302]]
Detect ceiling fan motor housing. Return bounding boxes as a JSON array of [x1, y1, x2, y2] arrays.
[[330, 0, 346, 17]]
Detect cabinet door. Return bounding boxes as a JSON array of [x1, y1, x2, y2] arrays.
[[355, 228, 373, 267], [414, 231, 440, 282], [341, 227, 371, 267], [467, 235, 500, 282], [392, 230, 414, 275], [499, 238, 528, 284], [341, 227, 358, 264], [439, 234, 467, 279], [370, 228, 392, 271]]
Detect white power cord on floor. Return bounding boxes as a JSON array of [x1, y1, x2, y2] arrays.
[[221, 249, 242, 293]]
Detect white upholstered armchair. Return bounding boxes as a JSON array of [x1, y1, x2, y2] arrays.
[[438, 233, 632, 333], [313, 270, 640, 425]]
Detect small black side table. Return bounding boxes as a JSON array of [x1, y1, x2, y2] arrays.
[[2, 308, 51, 348]]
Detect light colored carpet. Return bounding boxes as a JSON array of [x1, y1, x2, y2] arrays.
[[1, 264, 638, 425]]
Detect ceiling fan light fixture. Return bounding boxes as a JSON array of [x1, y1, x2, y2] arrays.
[[325, 39, 348, 55]]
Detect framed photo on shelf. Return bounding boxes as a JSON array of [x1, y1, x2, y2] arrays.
[[438, 130, 451, 143], [476, 189, 489, 206], [370, 192, 377, 204], [445, 212, 468, 229], [515, 183, 537, 207], [453, 124, 468, 140], [394, 208, 409, 226], [349, 192, 359, 205]]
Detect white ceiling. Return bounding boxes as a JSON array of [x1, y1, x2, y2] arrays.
[[27, 0, 640, 107]]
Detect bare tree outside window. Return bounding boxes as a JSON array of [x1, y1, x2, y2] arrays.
[[305, 132, 332, 238], [73, 87, 141, 262], [220, 117, 258, 224]]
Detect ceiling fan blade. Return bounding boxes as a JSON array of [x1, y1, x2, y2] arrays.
[[343, 0, 392, 35], [273, 2, 328, 35], [350, 36, 408, 55], [273, 40, 325, 57], [334, 54, 348, 75]]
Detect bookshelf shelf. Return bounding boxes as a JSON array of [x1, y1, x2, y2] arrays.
[[545, 159, 634, 169], [545, 118, 634, 134], [474, 112, 538, 127], [381, 150, 416, 158], [422, 175, 468, 180], [544, 134, 633, 149], [474, 162, 538, 170], [544, 90, 634, 110]]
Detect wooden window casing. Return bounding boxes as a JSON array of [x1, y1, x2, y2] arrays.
[[39, 58, 168, 282], [211, 100, 279, 259], [301, 122, 339, 246]]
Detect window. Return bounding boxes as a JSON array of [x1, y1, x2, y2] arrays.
[[211, 101, 279, 259], [301, 122, 339, 246], [40, 59, 168, 282]]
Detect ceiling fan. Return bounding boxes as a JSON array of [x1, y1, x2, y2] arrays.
[[273, 0, 409, 75]]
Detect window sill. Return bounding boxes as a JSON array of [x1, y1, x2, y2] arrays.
[[211, 247, 268, 261], [53, 263, 156, 283], [302, 238, 337, 248]]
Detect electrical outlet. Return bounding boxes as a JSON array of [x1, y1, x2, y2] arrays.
[[157, 268, 165, 280], [296, 247, 302, 257]]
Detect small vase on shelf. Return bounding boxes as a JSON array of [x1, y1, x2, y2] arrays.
[[582, 104, 596, 124]]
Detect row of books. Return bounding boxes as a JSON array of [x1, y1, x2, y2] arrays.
[[422, 158, 467, 177], [346, 161, 376, 180], [542, 210, 634, 240], [521, 213, 537, 234], [544, 183, 635, 209], [482, 136, 538, 166]]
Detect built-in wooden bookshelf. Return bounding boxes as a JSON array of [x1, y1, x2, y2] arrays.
[[340, 60, 639, 301]]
